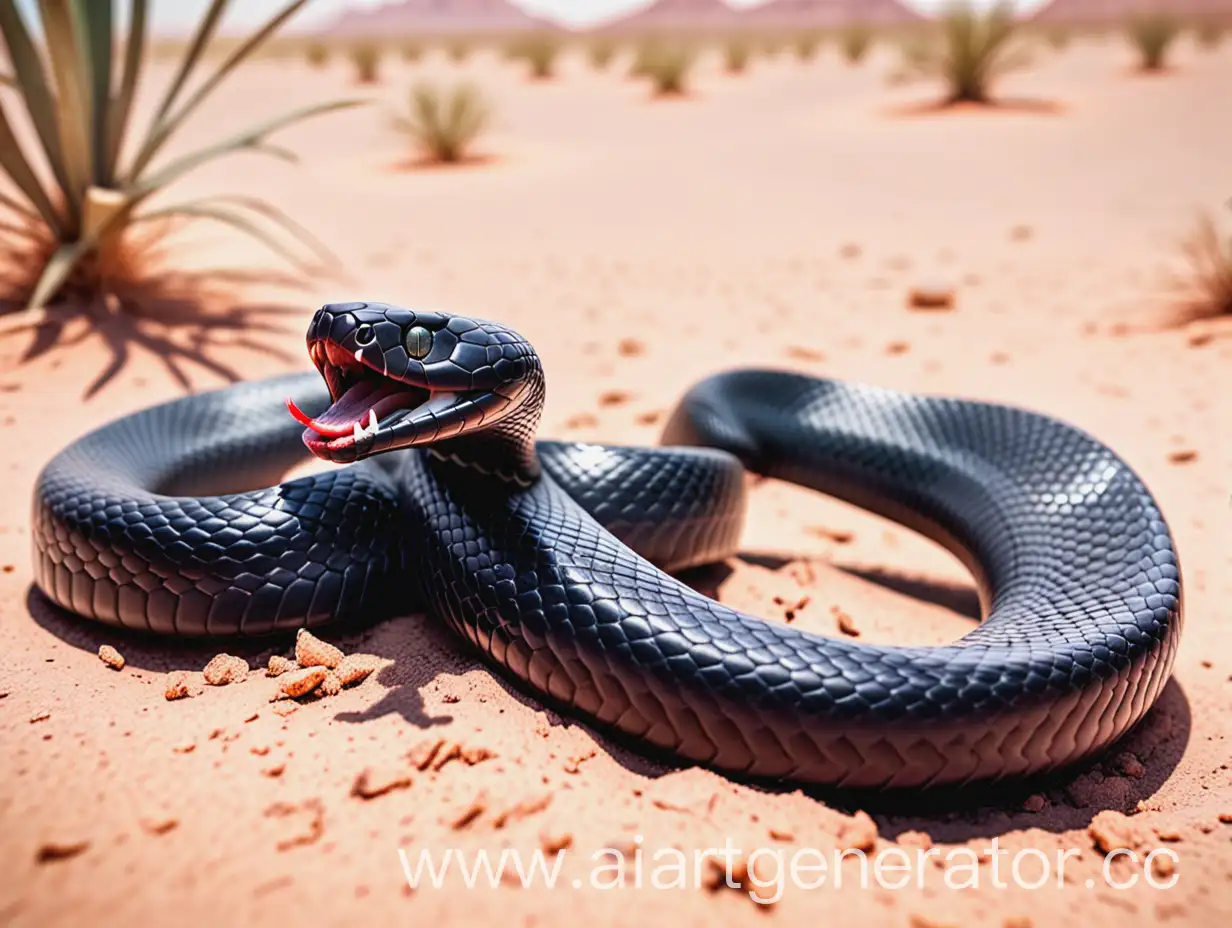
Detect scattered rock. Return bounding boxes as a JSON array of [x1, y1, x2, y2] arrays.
[[295, 629, 343, 669], [839, 243, 862, 260], [140, 817, 179, 836], [838, 810, 878, 852], [1009, 224, 1033, 242], [164, 671, 203, 701], [564, 413, 598, 430], [617, 338, 644, 357], [335, 653, 381, 687], [599, 390, 631, 407], [786, 345, 826, 363], [897, 830, 932, 849], [1002, 917, 1033, 928], [493, 793, 553, 828], [319, 671, 343, 698], [1022, 794, 1048, 813], [1114, 752, 1146, 778], [262, 762, 286, 778], [172, 740, 195, 754], [886, 341, 910, 355], [203, 653, 249, 686], [450, 792, 488, 830], [1151, 852, 1176, 881], [98, 645, 125, 670], [768, 825, 794, 841], [266, 799, 325, 851], [1088, 810, 1142, 854], [564, 750, 596, 774], [635, 410, 664, 426], [832, 605, 860, 637], [1167, 449, 1197, 465], [352, 764, 413, 800], [1155, 826, 1183, 842], [540, 830, 573, 853], [1218, 811, 1232, 824], [36, 839, 90, 863], [29, 710, 50, 724], [908, 280, 956, 311], [806, 526, 854, 544], [266, 655, 296, 677], [275, 667, 328, 700]]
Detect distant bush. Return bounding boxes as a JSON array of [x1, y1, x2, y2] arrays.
[[350, 42, 381, 83], [841, 24, 874, 64], [1127, 13, 1181, 71], [794, 31, 822, 61], [509, 32, 563, 80], [401, 41, 425, 63], [635, 42, 696, 96], [306, 42, 329, 68], [589, 38, 618, 70], [724, 37, 752, 74], [898, 2, 1028, 104], [1194, 19, 1225, 50], [393, 81, 491, 164]]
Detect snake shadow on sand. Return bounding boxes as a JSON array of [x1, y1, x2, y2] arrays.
[[27, 565, 1192, 844]]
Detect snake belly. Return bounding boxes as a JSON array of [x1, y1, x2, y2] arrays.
[[32, 366, 1182, 788]]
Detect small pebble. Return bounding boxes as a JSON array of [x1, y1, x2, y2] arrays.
[[295, 629, 343, 669], [97, 645, 125, 670]]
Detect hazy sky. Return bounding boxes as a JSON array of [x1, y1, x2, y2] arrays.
[[26, 0, 1051, 32]]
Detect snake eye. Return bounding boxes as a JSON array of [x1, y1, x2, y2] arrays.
[[354, 323, 376, 346], [405, 325, 433, 360]]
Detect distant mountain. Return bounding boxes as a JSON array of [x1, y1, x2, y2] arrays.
[[320, 0, 553, 36], [745, 0, 924, 28], [1032, 0, 1232, 22], [600, 0, 745, 33]]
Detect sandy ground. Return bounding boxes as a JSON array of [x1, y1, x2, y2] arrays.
[[1, 35, 1231, 928]]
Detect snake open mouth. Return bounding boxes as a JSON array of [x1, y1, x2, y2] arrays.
[[287, 339, 436, 458]]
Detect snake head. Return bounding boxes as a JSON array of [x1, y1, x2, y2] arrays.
[[287, 302, 539, 465]]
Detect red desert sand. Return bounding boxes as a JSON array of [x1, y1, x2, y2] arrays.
[[1, 38, 1230, 928]]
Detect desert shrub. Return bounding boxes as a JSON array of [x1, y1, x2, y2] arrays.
[[794, 31, 822, 61], [509, 32, 562, 80], [724, 36, 752, 73], [1044, 26, 1070, 50], [447, 39, 471, 63], [1193, 19, 1224, 51], [305, 41, 329, 68], [1127, 14, 1180, 71], [0, 0, 357, 314], [634, 42, 695, 96], [840, 23, 874, 64], [393, 81, 491, 164], [1177, 206, 1232, 321], [898, 1, 1028, 104], [588, 38, 617, 70], [350, 42, 381, 83], [401, 40, 424, 62]]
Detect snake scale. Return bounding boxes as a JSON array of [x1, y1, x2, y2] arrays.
[[32, 302, 1183, 788]]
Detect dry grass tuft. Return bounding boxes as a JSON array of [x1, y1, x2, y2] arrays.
[[633, 42, 696, 97], [724, 36, 752, 74], [840, 24, 874, 64], [1127, 14, 1181, 71], [794, 31, 823, 62], [305, 41, 329, 68], [509, 32, 562, 80], [1173, 207, 1232, 323], [588, 38, 618, 70], [349, 42, 382, 83], [392, 81, 491, 165], [897, 1, 1029, 104]]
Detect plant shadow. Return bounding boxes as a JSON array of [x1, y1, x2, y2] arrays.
[[0, 266, 316, 397]]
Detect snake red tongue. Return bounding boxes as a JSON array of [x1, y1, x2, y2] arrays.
[[286, 378, 415, 438]]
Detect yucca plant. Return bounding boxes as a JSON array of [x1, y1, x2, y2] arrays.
[[636, 42, 695, 96], [900, 1, 1028, 104], [1127, 14, 1180, 71], [0, 0, 361, 315], [1176, 206, 1232, 321], [794, 31, 822, 62], [349, 42, 381, 83], [510, 32, 561, 80], [393, 80, 490, 165], [840, 23, 874, 64], [305, 41, 329, 68], [723, 36, 752, 74], [588, 38, 617, 70]]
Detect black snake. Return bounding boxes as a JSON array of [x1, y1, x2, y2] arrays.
[[32, 302, 1183, 788]]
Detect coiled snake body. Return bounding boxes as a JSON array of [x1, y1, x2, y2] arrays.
[[33, 303, 1182, 788]]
